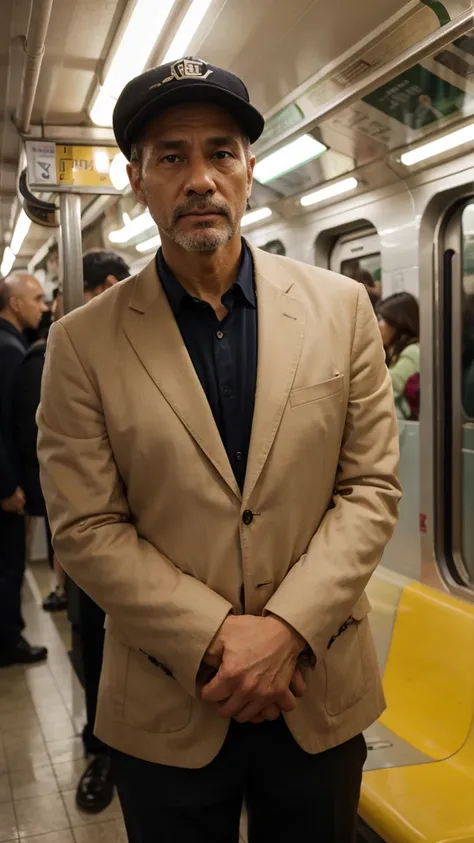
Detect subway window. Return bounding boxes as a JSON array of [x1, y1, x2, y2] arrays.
[[261, 239, 286, 255]]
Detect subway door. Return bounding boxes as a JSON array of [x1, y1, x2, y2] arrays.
[[430, 200, 474, 597], [332, 227, 421, 581]]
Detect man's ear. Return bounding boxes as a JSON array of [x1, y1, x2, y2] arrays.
[[127, 163, 148, 207], [247, 154, 256, 200]]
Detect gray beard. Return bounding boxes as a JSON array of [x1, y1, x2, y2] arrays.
[[161, 196, 247, 252], [165, 221, 235, 252]]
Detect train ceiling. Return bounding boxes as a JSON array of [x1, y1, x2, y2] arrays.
[[1, 0, 474, 275]]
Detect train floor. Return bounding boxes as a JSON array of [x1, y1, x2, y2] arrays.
[[0, 558, 250, 843]]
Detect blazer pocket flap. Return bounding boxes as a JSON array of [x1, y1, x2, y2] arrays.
[[351, 592, 372, 621], [290, 374, 344, 407]]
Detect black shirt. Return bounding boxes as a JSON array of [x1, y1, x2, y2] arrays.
[[157, 240, 257, 492]]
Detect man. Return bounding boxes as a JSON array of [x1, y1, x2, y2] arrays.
[[75, 249, 130, 814], [0, 273, 48, 666], [82, 249, 130, 303], [38, 58, 401, 842]]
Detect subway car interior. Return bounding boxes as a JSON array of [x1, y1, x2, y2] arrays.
[[1, 0, 474, 840]]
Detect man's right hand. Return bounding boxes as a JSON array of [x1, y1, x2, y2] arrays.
[[1, 487, 26, 514], [201, 614, 306, 723]]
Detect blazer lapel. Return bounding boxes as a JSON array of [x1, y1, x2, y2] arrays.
[[123, 260, 240, 500], [243, 247, 306, 504]]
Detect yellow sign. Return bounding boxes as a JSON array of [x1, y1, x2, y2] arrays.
[[55, 145, 118, 188]]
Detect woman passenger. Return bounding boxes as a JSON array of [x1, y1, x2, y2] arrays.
[[376, 292, 420, 419]]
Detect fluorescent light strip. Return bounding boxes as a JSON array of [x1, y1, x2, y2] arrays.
[[300, 176, 358, 207], [400, 122, 474, 166], [90, 0, 178, 126], [10, 210, 32, 255], [0, 210, 32, 276], [164, 0, 212, 63], [90, 89, 117, 128], [109, 210, 155, 244], [109, 153, 129, 190], [136, 233, 162, 252], [1, 247, 15, 277], [241, 207, 272, 227], [254, 135, 327, 184], [93, 149, 110, 175]]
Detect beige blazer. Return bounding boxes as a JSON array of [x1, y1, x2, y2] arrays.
[[37, 245, 400, 769]]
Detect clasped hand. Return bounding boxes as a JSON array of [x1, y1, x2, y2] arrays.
[[201, 614, 307, 724]]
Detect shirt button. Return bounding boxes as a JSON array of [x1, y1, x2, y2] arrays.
[[216, 330, 224, 340], [223, 385, 232, 398], [235, 451, 243, 462], [242, 509, 253, 526]]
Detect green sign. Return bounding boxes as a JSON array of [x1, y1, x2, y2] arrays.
[[420, 0, 450, 26], [363, 65, 468, 130]]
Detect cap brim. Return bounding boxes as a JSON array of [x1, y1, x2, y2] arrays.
[[120, 83, 265, 158]]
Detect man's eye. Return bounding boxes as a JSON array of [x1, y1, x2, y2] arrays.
[[213, 150, 232, 160], [162, 154, 180, 163]]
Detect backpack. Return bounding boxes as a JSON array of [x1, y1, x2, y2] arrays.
[[403, 372, 420, 421]]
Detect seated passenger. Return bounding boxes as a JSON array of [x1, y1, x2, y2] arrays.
[[376, 292, 420, 419]]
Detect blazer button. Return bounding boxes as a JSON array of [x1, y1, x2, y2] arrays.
[[242, 509, 253, 526]]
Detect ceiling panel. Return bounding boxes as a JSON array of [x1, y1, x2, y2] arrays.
[[31, 0, 128, 123], [2, 0, 471, 273], [196, 0, 420, 115]]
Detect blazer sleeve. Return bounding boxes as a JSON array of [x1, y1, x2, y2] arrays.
[[264, 284, 401, 660], [37, 321, 233, 697]]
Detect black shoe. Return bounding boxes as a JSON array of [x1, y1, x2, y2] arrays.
[[76, 755, 114, 814], [0, 636, 48, 667], [43, 590, 67, 612]]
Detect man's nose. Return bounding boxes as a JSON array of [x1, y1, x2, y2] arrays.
[[41, 301, 48, 312], [184, 158, 216, 195]]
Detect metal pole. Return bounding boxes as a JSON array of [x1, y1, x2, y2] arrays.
[[15, 0, 55, 134], [60, 193, 83, 314]]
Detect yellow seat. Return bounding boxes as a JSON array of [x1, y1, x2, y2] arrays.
[[359, 582, 474, 843]]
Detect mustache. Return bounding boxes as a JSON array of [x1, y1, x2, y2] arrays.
[[173, 198, 231, 223]]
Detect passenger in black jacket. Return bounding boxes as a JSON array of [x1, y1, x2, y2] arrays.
[[0, 273, 48, 666], [14, 300, 67, 612]]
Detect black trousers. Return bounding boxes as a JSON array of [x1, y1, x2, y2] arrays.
[[111, 718, 366, 843], [0, 510, 26, 649], [78, 587, 108, 756]]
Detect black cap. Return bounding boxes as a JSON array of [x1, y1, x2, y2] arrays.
[[113, 57, 265, 160]]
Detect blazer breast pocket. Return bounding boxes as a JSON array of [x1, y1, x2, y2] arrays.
[[290, 374, 344, 408]]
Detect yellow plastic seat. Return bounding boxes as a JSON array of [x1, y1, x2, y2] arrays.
[[359, 582, 474, 843]]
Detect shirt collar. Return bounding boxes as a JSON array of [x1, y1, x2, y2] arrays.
[[156, 238, 255, 316]]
